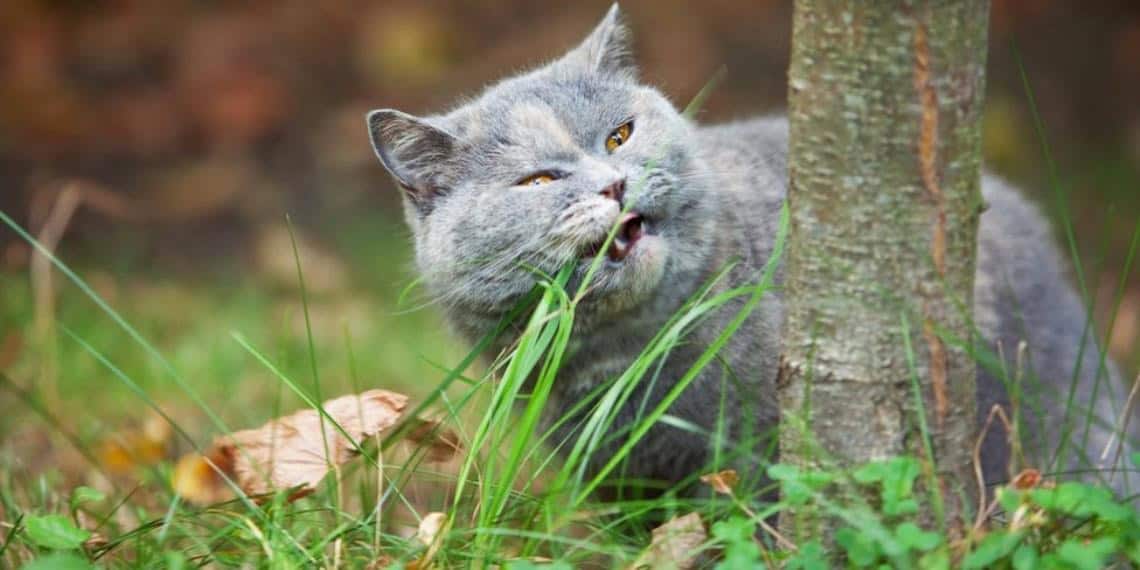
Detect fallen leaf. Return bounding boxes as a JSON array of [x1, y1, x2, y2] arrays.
[[406, 512, 448, 570], [74, 510, 107, 552], [405, 417, 463, 462], [628, 512, 707, 570], [366, 555, 395, 569], [415, 512, 446, 547], [172, 449, 234, 505], [700, 469, 739, 495], [97, 411, 172, 474], [221, 389, 406, 496], [1010, 468, 1042, 490], [82, 532, 109, 552], [173, 389, 408, 504]]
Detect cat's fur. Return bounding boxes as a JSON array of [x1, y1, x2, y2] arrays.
[[367, 5, 1137, 497]]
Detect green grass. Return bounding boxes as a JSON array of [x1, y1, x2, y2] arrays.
[[0, 197, 780, 567], [0, 212, 475, 567]]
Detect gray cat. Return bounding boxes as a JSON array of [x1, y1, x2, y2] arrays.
[[367, 5, 1137, 499]]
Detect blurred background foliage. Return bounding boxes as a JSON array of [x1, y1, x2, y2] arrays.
[[0, 0, 1137, 478]]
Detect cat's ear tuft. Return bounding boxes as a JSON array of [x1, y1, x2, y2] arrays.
[[366, 109, 457, 211], [559, 3, 636, 78]]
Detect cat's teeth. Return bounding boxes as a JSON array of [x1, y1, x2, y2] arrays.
[[603, 213, 645, 262], [626, 217, 644, 242], [608, 237, 629, 261]]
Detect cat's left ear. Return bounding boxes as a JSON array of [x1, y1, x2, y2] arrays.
[[366, 109, 458, 212], [558, 4, 636, 78]]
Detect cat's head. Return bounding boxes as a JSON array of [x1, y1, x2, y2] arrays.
[[367, 5, 717, 328]]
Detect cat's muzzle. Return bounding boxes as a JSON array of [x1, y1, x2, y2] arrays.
[[583, 212, 647, 262]]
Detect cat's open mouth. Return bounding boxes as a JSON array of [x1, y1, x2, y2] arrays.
[[584, 212, 646, 262]]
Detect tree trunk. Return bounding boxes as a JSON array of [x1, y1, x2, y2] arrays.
[[778, 0, 990, 538]]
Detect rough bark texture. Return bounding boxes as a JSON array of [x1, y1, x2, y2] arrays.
[[779, 0, 990, 537]]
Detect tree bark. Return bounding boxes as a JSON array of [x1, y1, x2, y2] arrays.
[[779, 0, 990, 538]]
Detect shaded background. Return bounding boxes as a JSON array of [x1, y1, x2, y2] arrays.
[[1, 0, 1138, 471], [3, 1, 1139, 251]]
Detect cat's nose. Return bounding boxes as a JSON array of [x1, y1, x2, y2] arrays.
[[599, 178, 626, 204]]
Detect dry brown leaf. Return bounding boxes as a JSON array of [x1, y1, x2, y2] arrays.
[[405, 417, 463, 462], [74, 510, 108, 552], [172, 389, 407, 504], [221, 389, 407, 497], [366, 555, 395, 570], [1011, 468, 1042, 490], [98, 411, 172, 474], [628, 512, 706, 570], [77, 508, 109, 553], [699, 469, 739, 495], [407, 512, 448, 570], [415, 512, 447, 547], [172, 449, 234, 505]]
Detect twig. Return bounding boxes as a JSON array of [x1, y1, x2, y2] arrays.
[[1100, 372, 1140, 483], [727, 491, 797, 553], [30, 183, 82, 406], [29, 180, 136, 227], [972, 404, 1014, 532], [373, 433, 384, 556]]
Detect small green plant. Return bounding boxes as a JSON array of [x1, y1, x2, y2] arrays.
[[703, 454, 1140, 569], [711, 516, 764, 569], [23, 514, 91, 551], [962, 475, 1140, 569], [760, 457, 950, 569]]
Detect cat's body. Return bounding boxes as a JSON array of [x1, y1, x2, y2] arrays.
[[368, 6, 1136, 497]]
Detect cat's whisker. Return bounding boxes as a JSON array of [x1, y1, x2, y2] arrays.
[[671, 168, 758, 181], [414, 236, 569, 311]]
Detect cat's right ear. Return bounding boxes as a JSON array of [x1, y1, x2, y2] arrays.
[[366, 109, 457, 211], [557, 3, 635, 78]]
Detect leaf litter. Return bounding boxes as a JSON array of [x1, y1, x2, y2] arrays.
[[174, 389, 430, 504]]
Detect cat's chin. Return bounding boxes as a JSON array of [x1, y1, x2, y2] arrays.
[[573, 233, 668, 314]]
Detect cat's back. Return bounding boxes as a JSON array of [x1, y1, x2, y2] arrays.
[[692, 114, 1075, 351], [695, 115, 789, 201], [693, 116, 790, 266]]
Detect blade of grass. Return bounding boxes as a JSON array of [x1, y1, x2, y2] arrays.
[[899, 311, 949, 531], [572, 202, 788, 505], [1012, 48, 1103, 473]]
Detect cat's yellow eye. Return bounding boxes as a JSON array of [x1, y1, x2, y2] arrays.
[[517, 173, 556, 187], [605, 121, 633, 153]]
